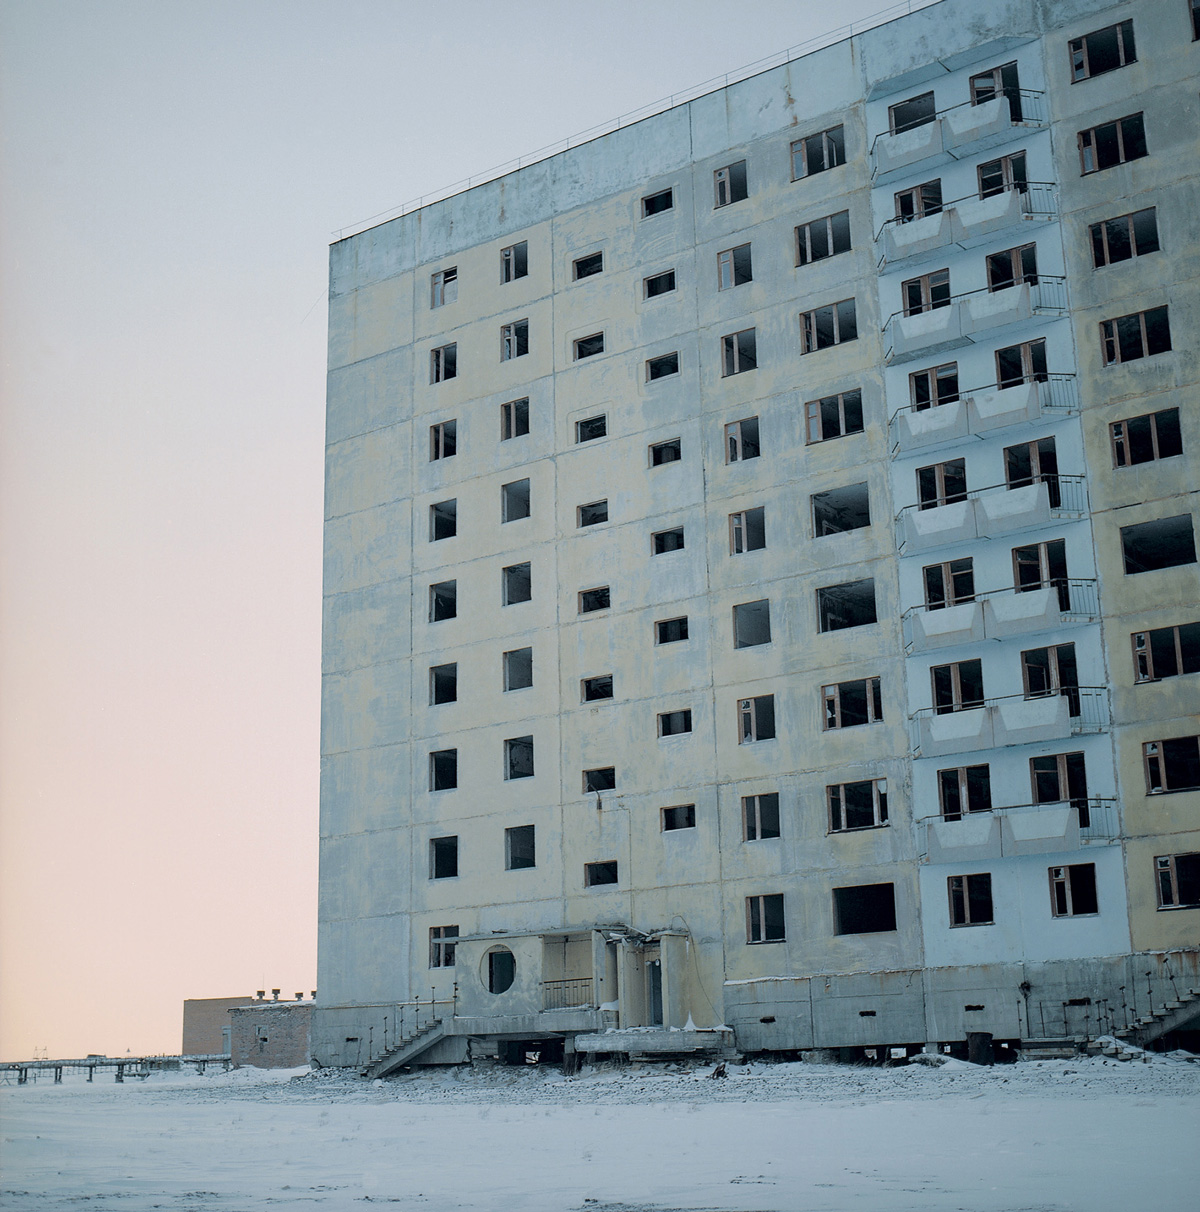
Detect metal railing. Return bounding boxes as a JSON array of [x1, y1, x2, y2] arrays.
[[920, 797, 1120, 848], [888, 372, 1078, 428], [542, 977, 595, 1011], [902, 577, 1099, 624], [875, 181, 1057, 241], [883, 276, 1068, 333], [871, 89, 1048, 153], [910, 686, 1110, 732], [895, 473, 1088, 524]]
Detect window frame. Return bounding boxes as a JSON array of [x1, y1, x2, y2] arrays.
[[661, 804, 697, 831], [931, 658, 985, 714], [986, 243, 1038, 293], [430, 343, 457, 383], [916, 458, 967, 510], [500, 241, 528, 283], [575, 414, 607, 443], [902, 268, 951, 316], [1090, 207, 1159, 268], [1132, 622, 1200, 683], [657, 708, 693, 738], [503, 735, 535, 781], [738, 694, 776, 744], [923, 557, 975, 610], [641, 188, 674, 217], [894, 180, 943, 223], [948, 873, 994, 926], [429, 499, 457, 542], [888, 91, 936, 135], [978, 150, 1028, 199], [995, 339, 1048, 389], [742, 792, 781, 841], [725, 416, 760, 463], [500, 319, 529, 361], [1049, 863, 1098, 917], [713, 160, 748, 207], [655, 616, 689, 645], [938, 764, 992, 820], [572, 251, 604, 280], [804, 389, 864, 444], [581, 674, 614, 702], [646, 352, 680, 381], [909, 363, 959, 410], [430, 266, 457, 309], [578, 586, 610, 614], [827, 778, 889, 832], [728, 507, 766, 554], [1069, 19, 1136, 82], [429, 835, 459, 879], [643, 269, 676, 298], [584, 860, 619, 888], [1156, 853, 1200, 909], [1143, 736, 1200, 794], [717, 243, 752, 289], [651, 526, 685, 555], [583, 767, 616, 794], [429, 419, 457, 461], [502, 646, 533, 692], [1110, 406, 1181, 467], [501, 561, 532, 606], [577, 500, 608, 528], [574, 332, 605, 360], [500, 478, 531, 523], [732, 599, 771, 649], [429, 750, 458, 793], [801, 299, 857, 353], [429, 662, 457, 705], [790, 125, 845, 180], [650, 438, 682, 466], [721, 328, 757, 376], [500, 397, 529, 440], [429, 925, 458, 968], [795, 210, 852, 266], [504, 824, 536, 871], [746, 893, 786, 943], [822, 677, 883, 730], [1078, 113, 1147, 175], [429, 579, 457, 622]]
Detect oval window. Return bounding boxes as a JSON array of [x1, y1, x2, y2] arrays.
[[484, 946, 515, 994]]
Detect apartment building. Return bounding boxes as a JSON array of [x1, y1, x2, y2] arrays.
[[315, 0, 1200, 1069]]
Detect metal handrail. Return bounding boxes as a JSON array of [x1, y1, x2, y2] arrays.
[[920, 797, 1120, 841], [910, 686, 1110, 728], [883, 276, 1068, 330], [875, 181, 1057, 240], [894, 473, 1088, 522], [871, 88, 1048, 152], [887, 373, 1077, 425], [901, 577, 1099, 622]]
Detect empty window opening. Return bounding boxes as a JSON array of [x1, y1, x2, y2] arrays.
[[970, 61, 1022, 119], [829, 779, 888, 832], [1132, 623, 1200, 683], [656, 616, 689, 644], [644, 270, 676, 298], [650, 438, 682, 466], [817, 579, 877, 632], [430, 499, 457, 541], [1194, 0, 1200, 40], [652, 526, 685, 554], [430, 663, 457, 705], [578, 500, 609, 528], [932, 659, 985, 714], [646, 352, 679, 380], [823, 677, 883, 729], [429, 751, 458, 793], [725, 416, 760, 462], [661, 804, 696, 831], [1031, 752, 1089, 818], [429, 580, 457, 622], [895, 180, 943, 222], [658, 709, 693, 737], [917, 458, 967, 509], [733, 600, 771, 649], [430, 419, 457, 460], [738, 694, 775, 743], [939, 765, 992, 820], [729, 507, 766, 553], [721, 329, 757, 375], [1005, 435, 1060, 506], [996, 340, 1047, 389], [430, 835, 458, 878], [573, 251, 603, 280], [813, 483, 871, 536], [502, 562, 532, 604], [642, 188, 673, 217], [924, 558, 975, 610], [585, 860, 619, 887], [1111, 407, 1181, 467], [978, 150, 1028, 199], [1050, 864, 1098, 917], [501, 397, 529, 440], [801, 300, 857, 352], [1091, 207, 1159, 268], [505, 825, 536, 871], [505, 735, 534, 780], [717, 243, 753, 289], [1079, 113, 1147, 174], [1144, 737, 1200, 794], [743, 793, 780, 841], [1013, 538, 1069, 608], [889, 91, 936, 134], [501, 319, 529, 360], [805, 389, 863, 443], [431, 266, 457, 308], [584, 767, 616, 793], [903, 269, 951, 316], [430, 343, 457, 383], [791, 125, 844, 179], [1156, 853, 1200, 908], [1121, 515, 1196, 574], [429, 925, 458, 968], [987, 243, 1038, 293], [501, 241, 528, 282], [502, 478, 531, 522], [796, 210, 851, 265], [575, 414, 607, 443], [1070, 19, 1136, 81], [948, 873, 993, 926], [714, 160, 748, 207], [911, 363, 960, 410], [487, 947, 515, 993], [582, 675, 613, 702], [579, 586, 610, 613], [1022, 642, 1079, 716], [747, 893, 786, 943], [834, 883, 897, 934], [503, 647, 533, 692], [574, 333, 605, 360]]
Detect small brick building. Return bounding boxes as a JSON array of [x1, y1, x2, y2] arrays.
[[229, 998, 313, 1069], [182, 996, 256, 1056]]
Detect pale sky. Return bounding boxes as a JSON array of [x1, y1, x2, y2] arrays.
[[1, 0, 902, 1059]]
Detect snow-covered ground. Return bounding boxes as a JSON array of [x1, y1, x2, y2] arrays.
[[3, 1053, 1198, 1211]]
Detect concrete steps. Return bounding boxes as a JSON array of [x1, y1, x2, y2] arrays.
[[363, 1020, 446, 1080]]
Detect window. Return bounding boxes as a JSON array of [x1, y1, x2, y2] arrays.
[[1111, 407, 1182, 467], [729, 507, 766, 554], [987, 243, 1038, 292], [995, 340, 1047, 388], [939, 765, 992, 820], [573, 251, 603, 280], [1121, 515, 1196, 574], [1144, 736, 1200, 794], [501, 398, 529, 440], [791, 125, 845, 179], [504, 735, 534, 780], [948, 874, 993, 926], [1013, 539, 1069, 606], [650, 438, 682, 466], [738, 695, 776, 743], [805, 390, 864, 443], [644, 270, 676, 298], [746, 893, 785, 943], [430, 835, 458, 879], [661, 804, 696, 831], [578, 500, 608, 528], [574, 333, 604, 360], [1133, 623, 1200, 683], [658, 709, 693, 737], [812, 483, 871, 536], [505, 825, 536, 871], [646, 352, 679, 380], [817, 580, 877, 632], [714, 160, 748, 207], [932, 659, 985, 714], [584, 767, 616, 793], [923, 558, 975, 610], [1050, 864, 1098, 917], [795, 211, 851, 265], [487, 947, 515, 993], [1070, 19, 1136, 81], [834, 884, 897, 934], [501, 241, 528, 282], [430, 343, 457, 383], [575, 414, 607, 443], [978, 150, 1027, 199], [828, 779, 888, 832], [585, 861, 619, 887], [501, 319, 529, 360], [656, 616, 689, 644], [582, 675, 613, 702], [503, 647, 533, 692], [1194, 0, 1200, 40], [430, 663, 457, 705], [823, 677, 883, 729], [502, 562, 532, 604], [1091, 208, 1159, 268], [429, 580, 456, 622], [579, 586, 610, 613], [733, 600, 771, 649], [1021, 642, 1079, 716], [895, 180, 943, 222], [429, 925, 458, 968], [902, 269, 951, 315], [1079, 113, 1147, 174], [501, 479, 531, 522], [429, 751, 458, 792], [717, 244, 752, 289], [429, 419, 457, 461], [801, 300, 857, 352], [642, 188, 673, 217], [721, 329, 757, 375], [725, 417, 760, 462], [970, 61, 1022, 119], [1030, 752, 1088, 817], [430, 499, 456, 541], [917, 459, 967, 509], [431, 267, 457, 308], [743, 793, 780, 841], [889, 92, 936, 134], [652, 526, 685, 554], [1004, 435, 1060, 507], [1156, 853, 1200, 908]]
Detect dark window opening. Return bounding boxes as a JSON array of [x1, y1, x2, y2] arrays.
[[889, 91, 936, 134], [430, 663, 457, 705], [791, 125, 845, 179], [1132, 623, 1200, 683], [430, 343, 457, 383], [939, 765, 992, 820], [585, 861, 619, 887], [924, 558, 975, 610], [430, 835, 458, 878], [1121, 515, 1196, 574], [430, 499, 457, 541], [501, 398, 529, 440], [903, 268, 951, 315], [829, 779, 888, 831], [503, 647, 533, 692], [733, 600, 771, 649], [1101, 306, 1172, 364], [1070, 19, 1136, 81], [578, 500, 609, 528], [796, 210, 851, 265], [725, 416, 760, 462], [995, 340, 1047, 389], [650, 438, 682, 466], [1091, 207, 1159, 267], [823, 677, 883, 729], [717, 243, 753, 289], [429, 751, 458, 793], [721, 328, 757, 375], [501, 242, 528, 282], [978, 151, 1028, 199], [504, 735, 534, 780], [970, 61, 1022, 120], [1022, 642, 1080, 716], [1157, 853, 1200, 908], [805, 389, 864, 443], [644, 270, 676, 298], [986, 243, 1038, 293], [747, 893, 785, 942], [501, 478, 531, 522], [584, 767, 616, 793], [813, 482, 871, 536], [573, 251, 603, 280], [932, 659, 985, 714], [1111, 407, 1181, 467], [642, 189, 673, 217], [429, 580, 456, 622], [652, 527, 685, 555], [1079, 113, 1147, 174], [802, 299, 857, 352], [910, 363, 959, 410], [430, 419, 457, 461], [949, 873, 993, 926], [647, 352, 679, 380], [505, 825, 536, 871], [579, 586, 610, 613], [429, 925, 458, 968], [576, 414, 607, 443], [503, 562, 532, 604], [895, 180, 943, 222], [714, 160, 748, 207], [574, 333, 605, 360], [582, 675, 613, 702], [917, 459, 967, 509], [1050, 864, 1098, 917], [729, 507, 766, 554], [661, 804, 696, 831], [501, 319, 529, 360], [1144, 737, 1200, 794], [487, 948, 515, 993], [834, 883, 897, 934], [817, 579, 877, 632], [658, 709, 693, 737], [743, 793, 780, 841], [1004, 435, 1059, 507], [656, 616, 689, 645], [738, 694, 776, 743]]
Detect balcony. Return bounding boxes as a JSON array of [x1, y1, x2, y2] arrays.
[[871, 91, 1048, 183], [911, 687, 1109, 757], [877, 183, 1057, 268], [883, 278, 1068, 364], [889, 374, 1078, 456], [897, 476, 1087, 554], [902, 579, 1098, 654], [542, 977, 594, 1011], [920, 798, 1119, 862]]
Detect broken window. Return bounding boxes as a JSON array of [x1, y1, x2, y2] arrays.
[[650, 438, 682, 466], [1144, 736, 1200, 794], [504, 735, 534, 780], [575, 414, 607, 443], [656, 616, 688, 645], [646, 352, 679, 380], [487, 947, 515, 993], [1111, 407, 1182, 467], [721, 328, 757, 375], [430, 663, 457, 705], [430, 835, 458, 878], [585, 860, 619, 887], [429, 580, 457, 622], [917, 459, 967, 509], [924, 558, 975, 610], [970, 61, 1022, 120], [995, 339, 1047, 388], [1078, 113, 1147, 174], [1013, 538, 1069, 608], [429, 925, 458, 968], [801, 300, 857, 352], [823, 677, 883, 729], [1031, 752, 1089, 820], [1070, 19, 1136, 81], [817, 580, 877, 632], [503, 647, 533, 692], [1156, 853, 1200, 908], [584, 767, 616, 793], [790, 125, 845, 179], [746, 893, 786, 943], [812, 483, 871, 537], [429, 752, 458, 793], [889, 91, 936, 134], [505, 825, 536, 870], [717, 243, 752, 289], [805, 389, 864, 443], [578, 586, 610, 613], [714, 160, 748, 207], [739, 695, 776, 744], [642, 187, 674, 216], [658, 709, 693, 737], [430, 420, 457, 462], [1121, 515, 1197, 574], [931, 659, 985, 714], [834, 883, 897, 934], [1004, 435, 1060, 507], [577, 500, 609, 528], [1132, 623, 1200, 682], [644, 270, 676, 298], [661, 804, 696, 831], [894, 180, 943, 222], [500, 241, 528, 282], [1091, 207, 1159, 268], [987, 243, 1038, 292], [429, 499, 457, 541], [733, 600, 771, 649], [938, 765, 992, 820], [1050, 864, 1098, 917], [500, 397, 529, 440], [795, 211, 851, 265], [501, 478, 531, 522], [430, 266, 457, 308], [978, 150, 1028, 199], [582, 675, 613, 702], [502, 562, 532, 604], [574, 332, 604, 360], [743, 792, 780, 841], [725, 416, 760, 462], [828, 779, 888, 831], [902, 269, 951, 315], [430, 343, 457, 383], [729, 507, 766, 554], [573, 251, 603, 280], [948, 873, 993, 926], [1022, 642, 1079, 716], [910, 363, 959, 410], [501, 319, 529, 360], [652, 526, 685, 554]]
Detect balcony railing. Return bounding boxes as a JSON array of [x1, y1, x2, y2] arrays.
[[920, 797, 1119, 862], [542, 977, 594, 1011]]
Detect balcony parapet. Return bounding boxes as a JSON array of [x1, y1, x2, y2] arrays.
[[919, 798, 1118, 862]]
